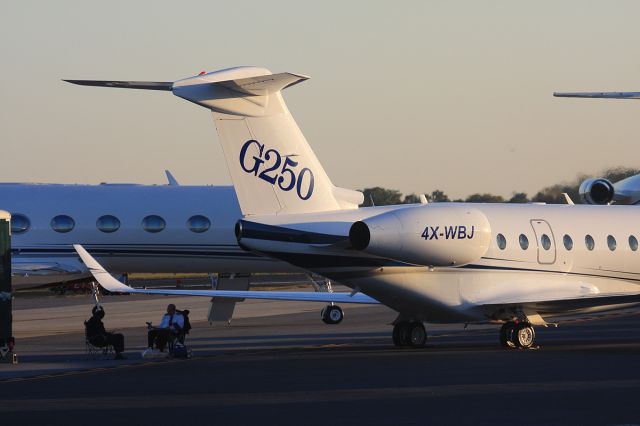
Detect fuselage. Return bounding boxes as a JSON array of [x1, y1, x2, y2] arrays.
[[239, 202, 640, 323], [1, 183, 294, 288]]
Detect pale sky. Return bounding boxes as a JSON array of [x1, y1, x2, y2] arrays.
[[2, 1, 640, 199]]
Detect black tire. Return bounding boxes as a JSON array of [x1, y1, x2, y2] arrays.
[[392, 321, 411, 347], [513, 323, 535, 348], [499, 322, 516, 348], [321, 305, 343, 324], [409, 322, 427, 348]]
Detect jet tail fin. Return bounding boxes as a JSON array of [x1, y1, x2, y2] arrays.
[[66, 66, 363, 216]]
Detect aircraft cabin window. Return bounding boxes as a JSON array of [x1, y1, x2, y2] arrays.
[[541, 234, 551, 250], [187, 215, 211, 233], [496, 234, 506, 250], [585, 235, 595, 251], [51, 215, 75, 233], [142, 215, 166, 233], [563, 234, 573, 251], [629, 235, 639, 252], [519, 234, 529, 250], [607, 235, 617, 251], [11, 214, 30, 234], [96, 215, 121, 233]]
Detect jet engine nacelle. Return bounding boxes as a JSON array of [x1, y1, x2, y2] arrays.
[[349, 206, 491, 267], [579, 178, 615, 205]]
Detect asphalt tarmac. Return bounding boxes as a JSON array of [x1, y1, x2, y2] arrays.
[[1, 294, 640, 425]]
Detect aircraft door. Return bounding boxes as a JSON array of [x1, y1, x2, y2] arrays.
[[530, 219, 556, 264]]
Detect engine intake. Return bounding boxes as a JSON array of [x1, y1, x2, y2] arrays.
[[579, 178, 615, 205]]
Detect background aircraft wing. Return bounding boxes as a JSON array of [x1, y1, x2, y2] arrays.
[[12, 261, 84, 277], [554, 92, 640, 99], [74, 245, 379, 304]]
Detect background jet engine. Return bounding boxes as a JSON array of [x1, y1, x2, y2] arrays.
[[579, 178, 615, 205], [349, 206, 491, 267]]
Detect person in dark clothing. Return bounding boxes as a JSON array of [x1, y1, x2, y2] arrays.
[[85, 306, 126, 360]]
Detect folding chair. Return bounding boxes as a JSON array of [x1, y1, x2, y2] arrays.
[[84, 320, 114, 359]]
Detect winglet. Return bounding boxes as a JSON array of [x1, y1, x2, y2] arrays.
[[74, 245, 135, 293]]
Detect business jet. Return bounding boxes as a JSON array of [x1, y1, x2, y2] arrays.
[[579, 173, 640, 205], [71, 67, 640, 349], [555, 91, 640, 205], [4, 177, 304, 290]]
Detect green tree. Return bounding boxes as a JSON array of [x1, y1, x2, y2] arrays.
[[360, 187, 403, 207], [531, 184, 576, 204], [403, 194, 420, 204], [602, 166, 640, 184], [465, 193, 504, 203], [429, 190, 450, 202], [508, 192, 529, 203]]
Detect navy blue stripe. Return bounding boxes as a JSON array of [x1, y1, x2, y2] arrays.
[[238, 220, 346, 245], [462, 264, 640, 283]]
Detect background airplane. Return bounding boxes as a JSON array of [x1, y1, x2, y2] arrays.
[[555, 91, 640, 205], [5, 180, 297, 289]]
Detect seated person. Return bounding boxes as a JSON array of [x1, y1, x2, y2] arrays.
[[146, 303, 184, 352], [85, 306, 126, 360]]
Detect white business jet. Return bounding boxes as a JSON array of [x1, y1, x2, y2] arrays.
[[4, 178, 302, 290], [555, 91, 640, 205], [72, 67, 640, 349]]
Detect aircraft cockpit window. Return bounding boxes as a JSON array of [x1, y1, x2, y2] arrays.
[[585, 235, 595, 251], [541, 234, 551, 250], [142, 215, 166, 233], [496, 234, 506, 250], [563, 234, 573, 251], [607, 235, 617, 251], [629, 235, 638, 252], [187, 215, 211, 233], [97, 215, 121, 233], [518, 234, 529, 250], [51, 215, 75, 233], [11, 214, 30, 234]]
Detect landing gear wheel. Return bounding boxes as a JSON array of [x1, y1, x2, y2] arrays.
[[321, 305, 344, 324], [499, 322, 516, 348], [408, 322, 427, 348], [513, 323, 535, 348], [392, 321, 412, 347]]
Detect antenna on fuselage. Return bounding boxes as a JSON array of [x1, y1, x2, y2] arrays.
[[165, 170, 179, 186]]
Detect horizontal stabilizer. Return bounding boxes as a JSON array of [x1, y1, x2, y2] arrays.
[[63, 80, 173, 91], [554, 92, 640, 99], [74, 244, 379, 304]]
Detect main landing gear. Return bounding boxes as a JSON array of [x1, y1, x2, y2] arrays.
[[499, 321, 536, 349], [392, 321, 427, 348], [321, 305, 344, 324], [310, 274, 344, 325]]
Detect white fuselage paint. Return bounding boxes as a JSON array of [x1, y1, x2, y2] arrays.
[[1, 183, 294, 288], [240, 203, 640, 323]]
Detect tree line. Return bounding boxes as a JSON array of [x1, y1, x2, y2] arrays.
[[359, 167, 639, 207]]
